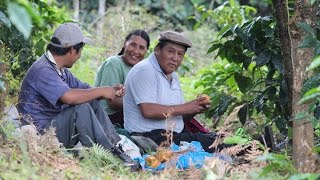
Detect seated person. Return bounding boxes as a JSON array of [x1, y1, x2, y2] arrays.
[[94, 30, 150, 128], [17, 23, 138, 169], [123, 31, 219, 153]]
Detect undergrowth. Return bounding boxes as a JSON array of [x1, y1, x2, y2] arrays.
[[0, 111, 319, 179]]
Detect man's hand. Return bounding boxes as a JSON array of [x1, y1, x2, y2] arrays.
[[196, 94, 211, 109], [113, 84, 125, 97], [183, 97, 208, 115]]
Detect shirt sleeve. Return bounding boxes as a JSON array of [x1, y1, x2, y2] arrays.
[[65, 70, 91, 89], [35, 67, 71, 108], [129, 68, 158, 105], [95, 60, 123, 87]]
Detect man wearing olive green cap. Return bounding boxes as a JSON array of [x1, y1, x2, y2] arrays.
[[124, 31, 219, 153]]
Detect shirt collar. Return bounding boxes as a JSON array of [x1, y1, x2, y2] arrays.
[[149, 52, 174, 81], [149, 52, 164, 73], [46, 50, 64, 76], [46, 50, 57, 65]]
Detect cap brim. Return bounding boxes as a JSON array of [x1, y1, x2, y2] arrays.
[[83, 37, 94, 45]]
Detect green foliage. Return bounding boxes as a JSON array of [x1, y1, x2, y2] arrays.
[[192, 0, 257, 30], [0, 0, 69, 100], [288, 173, 320, 180], [223, 128, 252, 145], [0, 120, 16, 141], [79, 143, 130, 175], [7, 2, 33, 39], [257, 153, 297, 177], [136, 0, 210, 29], [195, 13, 291, 135], [0, 0, 69, 75]]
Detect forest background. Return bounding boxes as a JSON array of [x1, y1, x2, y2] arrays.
[[0, 0, 319, 179]]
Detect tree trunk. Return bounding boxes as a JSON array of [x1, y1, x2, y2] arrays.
[[97, 0, 106, 37], [273, 0, 318, 172], [73, 0, 79, 21], [290, 0, 318, 172]]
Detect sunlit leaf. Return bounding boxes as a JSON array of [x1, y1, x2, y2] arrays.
[[0, 11, 11, 27], [306, 55, 320, 71], [299, 87, 320, 104], [7, 2, 32, 39]]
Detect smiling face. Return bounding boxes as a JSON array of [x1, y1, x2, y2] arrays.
[[122, 35, 148, 66], [155, 41, 186, 75]]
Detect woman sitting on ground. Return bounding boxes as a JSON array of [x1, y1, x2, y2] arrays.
[[94, 29, 150, 128]]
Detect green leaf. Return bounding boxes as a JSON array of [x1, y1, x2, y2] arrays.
[[256, 50, 271, 67], [207, 43, 222, 54], [0, 80, 5, 91], [234, 72, 252, 93], [217, 25, 232, 37], [7, 2, 32, 39], [306, 55, 320, 71], [271, 54, 284, 74], [288, 173, 320, 180], [223, 135, 250, 145], [298, 35, 318, 48], [218, 95, 234, 115], [238, 104, 248, 124], [309, 0, 317, 5], [0, 11, 11, 27], [291, 112, 309, 121], [299, 87, 320, 104], [298, 22, 315, 37]]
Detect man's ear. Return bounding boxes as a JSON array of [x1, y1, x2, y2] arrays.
[[154, 46, 160, 55]]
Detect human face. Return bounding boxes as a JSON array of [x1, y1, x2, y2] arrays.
[[155, 42, 186, 74], [122, 35, 148, 66], [66, 47, 83, 68]]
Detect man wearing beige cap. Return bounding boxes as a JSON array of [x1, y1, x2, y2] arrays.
[[18, 22, 139, 169], [124, 31, 218, 152]]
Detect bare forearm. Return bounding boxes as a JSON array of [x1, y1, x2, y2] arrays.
[[140, 103, 194, 120], [60, 87, 113, 105]]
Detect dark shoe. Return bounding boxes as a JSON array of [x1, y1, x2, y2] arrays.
[[111, 146, 140, 171]]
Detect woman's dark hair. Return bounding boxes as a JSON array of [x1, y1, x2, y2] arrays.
[[118, 29, 150, 55], [46, 37, 85, 55]]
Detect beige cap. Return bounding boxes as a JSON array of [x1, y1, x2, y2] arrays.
[[51, 22, 94, 48], [159, 31, 192, 48]]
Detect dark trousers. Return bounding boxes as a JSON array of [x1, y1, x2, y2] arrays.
[[108, 111, 124, 128], [44, 100, 121, 151], [140, 129, 224, 153]]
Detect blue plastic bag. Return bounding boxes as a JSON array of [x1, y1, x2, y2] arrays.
[[134, 141, 233, 171]]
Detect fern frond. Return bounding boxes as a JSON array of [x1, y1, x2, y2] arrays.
[[79, 143, 129, 174]]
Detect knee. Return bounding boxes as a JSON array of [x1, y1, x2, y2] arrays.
[[75, 102, 92, 112]]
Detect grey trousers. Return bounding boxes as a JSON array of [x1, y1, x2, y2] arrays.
[[44, 100, 121, 150]]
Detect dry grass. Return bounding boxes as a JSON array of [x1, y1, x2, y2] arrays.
[[14, 125, 80, 174]]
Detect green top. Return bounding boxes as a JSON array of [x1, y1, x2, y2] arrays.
[[94, 55, 132, 115]]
